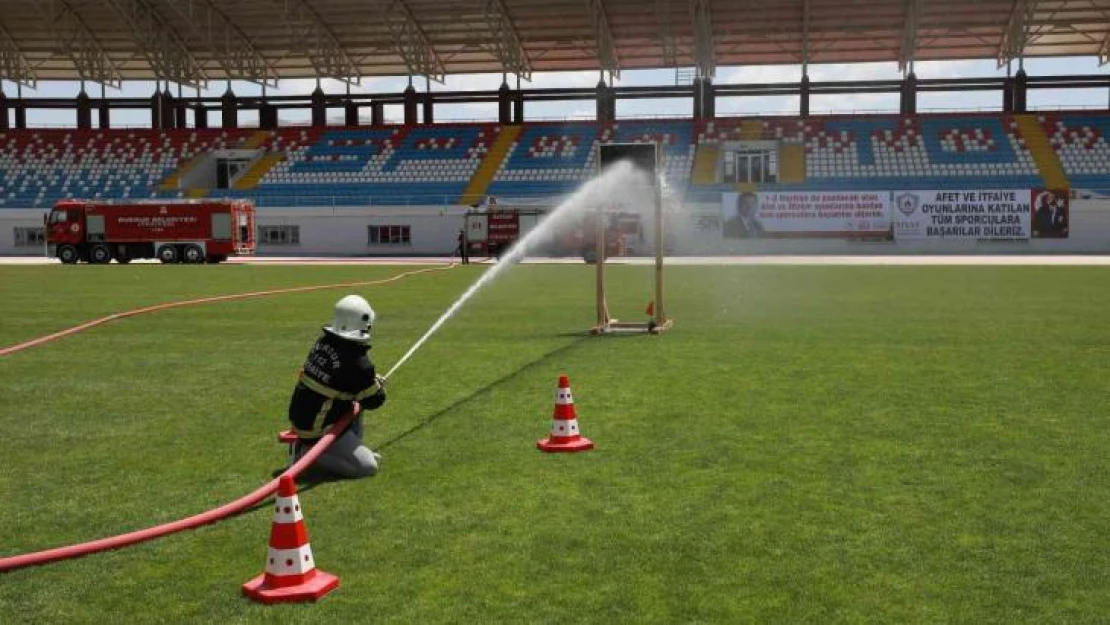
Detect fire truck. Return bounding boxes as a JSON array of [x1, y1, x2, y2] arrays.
[[45, 199, 256, 264], [463, 206, 641, 261]]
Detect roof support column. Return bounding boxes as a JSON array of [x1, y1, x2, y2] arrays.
[[174, 85, 187, 129], [0, 89, 9, 131], [311, 80, 326, 128], [1003, 61, 1015, 113], [97, 84, 110, 129], [900, 72, 917, 115], [76, 84, 92, 130], [13, 83, 24, 129], [161, 85, 176, 130], [221, 84, 238, 129], [800, 73, 810, 118], [702, 76, 714, 120], [150, 85, 162, 129], [1014, 65, 1028, 113], [422, 77, 433, 124], [692, 77, 702, 120], [596, 75, 609, 125], [498, 75, 511, 125], [801, 0, 810, 117], [403, 79, 418, 125]]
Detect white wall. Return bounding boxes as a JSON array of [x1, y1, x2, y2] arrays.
[[4, 201, 1109, 257], [253, 206, 467, 256]]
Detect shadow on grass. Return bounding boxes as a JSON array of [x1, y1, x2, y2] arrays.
[[251, 336, 590, 510], [376, 336, 590, 451]]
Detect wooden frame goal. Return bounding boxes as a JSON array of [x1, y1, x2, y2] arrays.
[[590, 142, 673, 335]]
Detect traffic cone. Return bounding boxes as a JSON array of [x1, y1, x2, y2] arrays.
[[645, 300, 655, 317], [242, 475, 339, 604], [537, 375, 594, 453]]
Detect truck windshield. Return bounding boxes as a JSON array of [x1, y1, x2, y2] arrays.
[[49, 211, 67, 224]]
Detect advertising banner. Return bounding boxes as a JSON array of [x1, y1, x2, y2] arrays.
[[721, 191, 891, 238], [892, 190, 1043, 241]]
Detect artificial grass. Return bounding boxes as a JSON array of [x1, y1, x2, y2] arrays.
[[0, 263, 1107, 623]]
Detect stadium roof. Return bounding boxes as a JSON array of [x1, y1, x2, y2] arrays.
[[0, 0, 1106, 90]]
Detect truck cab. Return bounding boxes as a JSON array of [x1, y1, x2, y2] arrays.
[[45, 201, 88, 264]]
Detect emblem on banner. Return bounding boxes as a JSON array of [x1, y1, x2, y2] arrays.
[[896, 193, 918, 217]]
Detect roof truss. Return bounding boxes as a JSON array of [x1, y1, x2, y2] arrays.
[[34, 0, 123, 89], [586, 0, 620, 78], [657, 0, 677, 67], [283, 0, 362, 84], [100, 0, 208, 88], [0, 21, 37, 89], [482, 0, 532, 81], [899, 0, 923, 72], [158, 0, 279, 88], [998, 0, 1037, 68], [383, 0, 446, 83], [691, 0, 714, 79]]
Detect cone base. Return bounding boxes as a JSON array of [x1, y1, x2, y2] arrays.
[[242, 570, 339, 604], [537, 436, 594, 453]]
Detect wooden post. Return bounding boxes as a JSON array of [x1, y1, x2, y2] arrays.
[[595, 206, 608, 330], [654, 156, 665, 327]]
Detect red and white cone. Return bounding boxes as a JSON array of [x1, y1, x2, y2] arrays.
[[537, 374, 594, 453], [242, 475, 339, 604]]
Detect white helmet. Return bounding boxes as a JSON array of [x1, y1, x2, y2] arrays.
[[324, 295, 375, 344]]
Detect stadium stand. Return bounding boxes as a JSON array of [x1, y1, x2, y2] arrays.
[[485, 120, 694, 200], [0, 129, 248, 208], [1039, 113, 1110, 193], [216, 124, 501, 206], [2, 113, 1106, 209], [687, 114, 1048, 201]]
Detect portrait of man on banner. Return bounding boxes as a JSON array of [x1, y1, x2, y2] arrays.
[[722, 192, 764, 239], [1031, 189, 1069, 238]]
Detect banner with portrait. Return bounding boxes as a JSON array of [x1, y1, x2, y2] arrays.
[[891, 190, 1046, 241], [721, 191, 891, 238]]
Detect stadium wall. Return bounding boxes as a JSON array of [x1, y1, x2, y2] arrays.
[[3, 201, 1110, 257]]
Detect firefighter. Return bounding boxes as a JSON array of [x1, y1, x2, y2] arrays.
[[456, 228, 470, 264], [288, 294, 387, 478]]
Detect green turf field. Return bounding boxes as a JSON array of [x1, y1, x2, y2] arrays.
[[1, 263, 1107, 623]]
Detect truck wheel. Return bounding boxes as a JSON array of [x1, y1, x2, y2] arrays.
[[183, 245, 204, 264], [58, 245, 79, 264], [157, 245, 179, 264], [89, 244, 112, 264]]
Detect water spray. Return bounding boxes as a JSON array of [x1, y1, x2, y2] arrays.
[[381, 162, 654, 382]]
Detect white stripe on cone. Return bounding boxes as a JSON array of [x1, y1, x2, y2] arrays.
[[265, 545, 317, 576], [555, 388, 574, 405], [272, 495, 305, 524], [549, 418, 581, 438]]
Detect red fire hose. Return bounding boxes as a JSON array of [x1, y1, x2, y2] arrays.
[[0, 409, 356, 573], [0, 264, 454, 572], [0, 264, 454, 358]]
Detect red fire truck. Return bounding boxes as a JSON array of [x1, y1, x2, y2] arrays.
[[45, 199, 256, 264]]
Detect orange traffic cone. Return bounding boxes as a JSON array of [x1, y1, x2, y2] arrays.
[[242, 475, 339, 604], [645, 300, 655, 317], [537, 375, 594, 453]]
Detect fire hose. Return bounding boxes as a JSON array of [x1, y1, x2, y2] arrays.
[[0, 409, 356, 573], [0, 263, 459, 572]]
